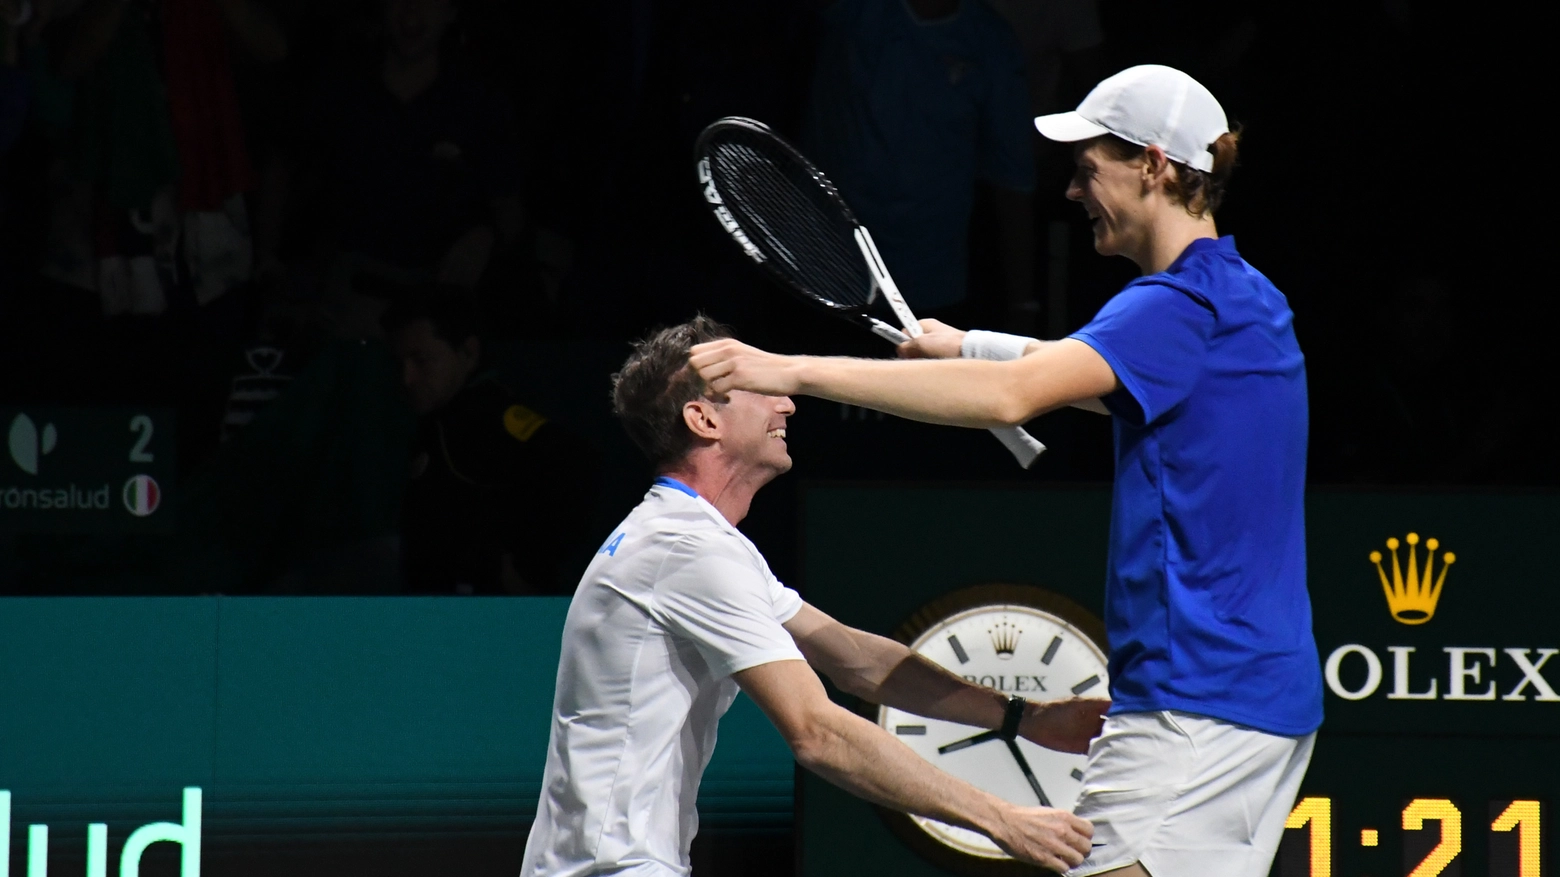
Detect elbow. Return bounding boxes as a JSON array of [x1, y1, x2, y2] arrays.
[[991, 388, 1039, 428], [787, 727, 828, 772], [783, 715, 838, 773], [829, 670, 880, 705]]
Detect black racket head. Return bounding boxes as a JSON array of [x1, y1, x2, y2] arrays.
[[695, 117, 877, 318]]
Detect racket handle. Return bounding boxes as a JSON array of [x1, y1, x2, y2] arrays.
[[866, 318, 1045, 469], [990, 426, 1046, 469]]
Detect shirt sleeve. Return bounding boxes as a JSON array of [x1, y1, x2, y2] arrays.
[[1070, 281, 1216, 427], [652, 533, 807, 678]]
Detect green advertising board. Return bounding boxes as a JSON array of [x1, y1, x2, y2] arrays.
[[0, 597, 792, 876], [796, 485, 1556, 877]]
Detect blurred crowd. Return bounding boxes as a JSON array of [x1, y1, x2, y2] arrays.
[[0, 0, 1546, 595]]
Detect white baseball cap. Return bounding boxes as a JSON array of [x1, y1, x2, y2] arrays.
[[1034, 65, 1228, 172]]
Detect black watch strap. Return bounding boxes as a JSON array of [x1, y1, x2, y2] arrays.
[[999, 694, 1027, 741]]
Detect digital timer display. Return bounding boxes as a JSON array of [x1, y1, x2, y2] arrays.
[[1280, 798, 1542, 877]]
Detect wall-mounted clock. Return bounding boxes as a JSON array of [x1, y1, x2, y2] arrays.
[[876, 583, 1110, 875]]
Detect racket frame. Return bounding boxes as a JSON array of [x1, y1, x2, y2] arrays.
[[696, 116, 1046, 469]]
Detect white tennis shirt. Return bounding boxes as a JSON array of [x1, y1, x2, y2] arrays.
[[521, 479, 805, 877]]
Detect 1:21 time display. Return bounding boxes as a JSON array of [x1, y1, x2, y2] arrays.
[[1281, 798, 1542, 877]]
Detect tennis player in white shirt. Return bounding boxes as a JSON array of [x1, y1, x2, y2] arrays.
[[521, 316, 1104, 876]]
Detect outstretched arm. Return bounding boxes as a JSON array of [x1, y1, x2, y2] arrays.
[[689, 336, 1118, 428], [784, 603, 1108, 754], [897, 319, 1111, 414], [736, 658, 1093, 872]]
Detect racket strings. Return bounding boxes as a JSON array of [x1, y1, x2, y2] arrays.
[[706, 136, 875, 309]]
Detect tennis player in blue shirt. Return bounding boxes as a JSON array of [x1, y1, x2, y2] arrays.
[[690, 64, 1323, 877]]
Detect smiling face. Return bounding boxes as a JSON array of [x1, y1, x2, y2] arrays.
[[704, 389, 795, 477], [1067, 139, 1155, 260]]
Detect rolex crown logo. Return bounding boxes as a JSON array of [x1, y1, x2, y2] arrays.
[[988, 620, 1021, 660], [1370, 532, 1454, 625]]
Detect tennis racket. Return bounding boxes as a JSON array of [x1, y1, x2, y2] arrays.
[[694, 116, 1045, 469]]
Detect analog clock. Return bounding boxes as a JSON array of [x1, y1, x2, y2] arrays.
[[876, 583, 1110, 875]]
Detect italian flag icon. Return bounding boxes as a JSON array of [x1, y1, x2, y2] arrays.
[[122, 474, 161, 517]]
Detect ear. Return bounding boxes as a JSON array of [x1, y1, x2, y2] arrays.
[[682, 399, 722, 441], [1141, 145, 1176, 189]]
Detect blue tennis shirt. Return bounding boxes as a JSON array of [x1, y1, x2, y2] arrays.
[[1070, 236, 1323, 736]]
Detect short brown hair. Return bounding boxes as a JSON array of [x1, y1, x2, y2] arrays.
[[610, 315, 736, 467], [1092, 128, 1241, 217]]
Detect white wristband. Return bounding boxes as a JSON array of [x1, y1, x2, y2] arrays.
[[961, 330, 1039, 362]]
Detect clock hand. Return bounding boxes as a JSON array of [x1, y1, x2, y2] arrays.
[[939, 692, 1035, 756], [1004, 738, 1053, 807], [937, 728, 1003, 755]]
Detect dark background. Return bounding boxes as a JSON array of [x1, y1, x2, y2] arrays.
[[1, 0, 1551, 874]]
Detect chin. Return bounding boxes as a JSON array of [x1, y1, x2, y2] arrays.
[[1091, 229, 1117, 256]]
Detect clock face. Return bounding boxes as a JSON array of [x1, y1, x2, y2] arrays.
[[877, 595, 1110, 863]]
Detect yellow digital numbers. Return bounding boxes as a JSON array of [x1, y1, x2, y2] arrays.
[[1492, 800, 1543, 877], [1284, 797, 1333, 877], [1403, 798, 1461, 877], [1281, 798, 1543, 877]]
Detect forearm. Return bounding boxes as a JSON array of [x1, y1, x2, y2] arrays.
[[971, 335, 1107, 415], [794, 611, 1009, 732], [799, 705, 1009, 837], [855, 643, 1009, 731], [794, 356, 1037, 427]]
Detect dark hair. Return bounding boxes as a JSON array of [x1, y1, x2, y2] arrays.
[[610, 315, 736, 467], [1094, 127, 1242, 217], [380, 285, 481, 350]]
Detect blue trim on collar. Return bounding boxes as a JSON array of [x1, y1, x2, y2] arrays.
[[653, 476, 700, 499]]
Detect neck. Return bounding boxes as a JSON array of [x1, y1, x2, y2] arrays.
[[1132, 207, 1219, 275], [659, 452, 775, 526], [383, 52, 440, 102]]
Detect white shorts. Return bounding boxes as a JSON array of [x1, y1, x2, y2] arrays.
[[1066, 710, 1315, 877]]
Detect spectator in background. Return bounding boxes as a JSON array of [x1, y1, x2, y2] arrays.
[[384, 289, 597, 595], [802, 0, 1034, 322], [39, 0, 285, 315], [981, 0, 1103, 334], [300, 0, 526, 339], [982, 0, 1103, 119]]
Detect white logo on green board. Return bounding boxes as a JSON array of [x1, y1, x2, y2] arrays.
[[7, 413, 58, 476], [0, 787, 201, 877]]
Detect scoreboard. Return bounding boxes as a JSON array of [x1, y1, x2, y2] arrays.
[[797, 485, 1556, 877], [1276, 491, 1555, 877], [1, 408, 176, 533]]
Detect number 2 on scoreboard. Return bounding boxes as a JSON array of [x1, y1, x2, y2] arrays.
[[1281, 798, 1542, 877]]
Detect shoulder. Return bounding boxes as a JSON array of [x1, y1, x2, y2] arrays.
[[1104, 276, 1215, 316], [447, 377, 547, 439], [639, 516, 767, 582], [433, 379, 587, 476], [1161, 238, 1277, 299]]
